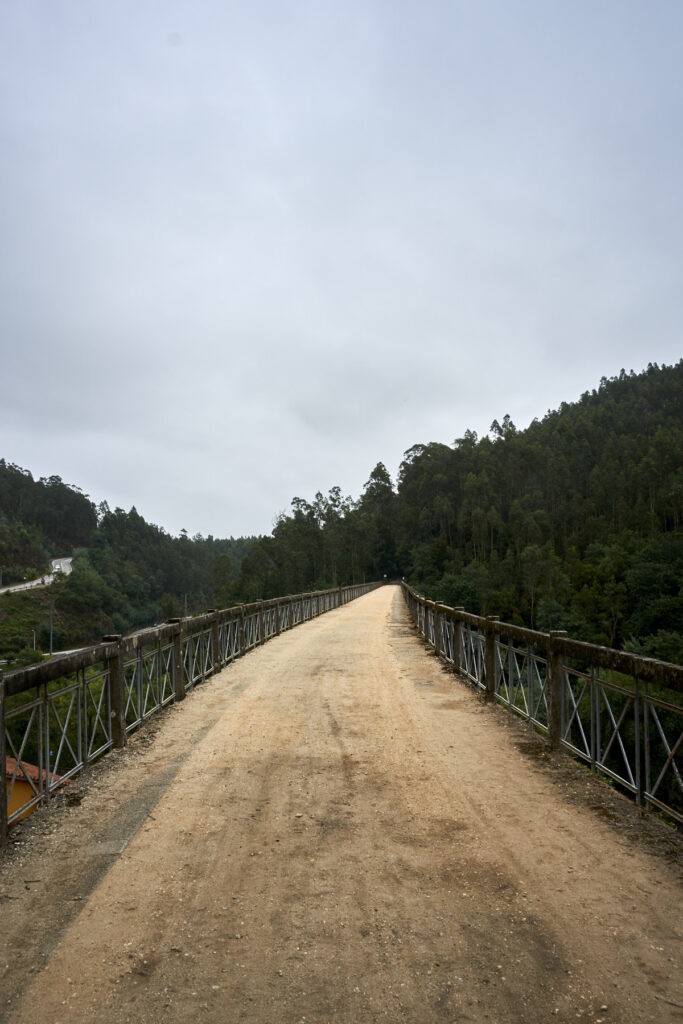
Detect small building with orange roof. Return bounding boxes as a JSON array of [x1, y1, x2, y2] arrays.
[[5, 757, 62, 823]]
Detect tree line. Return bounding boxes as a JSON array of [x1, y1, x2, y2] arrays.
[[1, 360, 681, 663], [391, 362, 682, 661]]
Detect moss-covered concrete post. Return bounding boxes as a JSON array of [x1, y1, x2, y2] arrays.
[[103, 635, 127, 748], [166, 620, 184, 702], [548, 631, 568, 750], [0, 671, 7, 846], [207, 612, 221, 673], [433, 603, 443, 658], [452, 608, 465, 675], [238, 607, 246, 656], [485, 617, 500, 701]]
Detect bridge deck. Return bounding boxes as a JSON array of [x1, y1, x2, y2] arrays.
[[1, 586, 681, 1023]]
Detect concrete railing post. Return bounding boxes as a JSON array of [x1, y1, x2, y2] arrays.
[[452, 609, 464, 675], [548, 631, 568, 750], [1, 671, 7, 846], [238, 607, 246, 655], [103, 635, 127, 749], [258, 602, 265, 645], [165, 620, 185, 702], [433, 604, 443, 658], [485, 617, 500, 701], [208, 612, 221, 672], [275, 601, 282, 637]]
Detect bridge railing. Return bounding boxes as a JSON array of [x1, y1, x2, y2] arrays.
[[0, 582, 381, 842], [402, 583, 683, 825]]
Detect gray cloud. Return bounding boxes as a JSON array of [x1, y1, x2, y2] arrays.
[[1, 2, 682, 537]]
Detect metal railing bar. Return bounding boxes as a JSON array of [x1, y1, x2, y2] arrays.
[[402, 582, 682, 825]]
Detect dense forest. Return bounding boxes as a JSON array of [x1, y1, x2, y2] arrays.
[[238, 361, 683, 662], [0, 468, 253, 661], [1, 360, 682, 665]]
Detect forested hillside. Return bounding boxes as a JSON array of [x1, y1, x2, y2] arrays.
[[1, 361, 681, 664], [393, 362, 683, 659], [242, 361, 683, 661], [0, 463, 253, 660]]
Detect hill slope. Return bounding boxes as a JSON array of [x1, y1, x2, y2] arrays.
[[2, 360, 681, 661]]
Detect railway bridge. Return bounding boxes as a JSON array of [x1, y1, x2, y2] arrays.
[[1, 585, 681, 1023]]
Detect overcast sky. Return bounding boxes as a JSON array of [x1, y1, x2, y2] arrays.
[[1, 2, 681, 539]]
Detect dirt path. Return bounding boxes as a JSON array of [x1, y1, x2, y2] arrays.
[[1, 586, 681, 1024]]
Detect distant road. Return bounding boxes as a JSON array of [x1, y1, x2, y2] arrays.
[[0, 557, 73, 596]]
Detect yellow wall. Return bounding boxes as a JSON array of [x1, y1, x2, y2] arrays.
[[6, 778, 39, 821]]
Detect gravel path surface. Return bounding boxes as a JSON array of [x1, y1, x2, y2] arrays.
[[1, 586, 681, 1023]]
